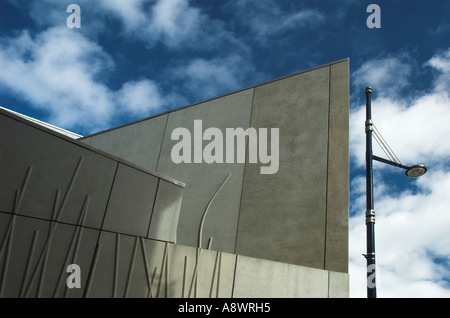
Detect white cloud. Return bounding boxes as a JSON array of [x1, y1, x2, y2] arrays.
[[426, 48, 450, 93], [349, 49, 450, 297], [0, 27, 116, 132], [0, 26, 169, 134], [350, 49, 450, 169], [22, 0, 232, 51], [350, 93, 450, 168], [0, 1, 254, 133], [149, 0, 202, 48], [352, 55, 412, 98], [350, 169, 450, 297], [116, 79, 165, 116], [172, 54, 260, 100], [97, 0, 235, 51], [231, 0, 324, 40], [98, 0, 147, 32], [429, 50, 450, 73]]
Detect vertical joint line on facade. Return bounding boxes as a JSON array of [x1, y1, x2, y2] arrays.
[[83, 242, 102, 298], [99, 162, 120, 232], [230, 254, 239, 299], [155, 114, 170, 172], [233, 88, 256, 255], [85, 161, 120, 298], [147, 178, 161, 238], [324, 65, 332, 270]]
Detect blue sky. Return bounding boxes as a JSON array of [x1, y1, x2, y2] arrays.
[[1, 0, 450, 297]]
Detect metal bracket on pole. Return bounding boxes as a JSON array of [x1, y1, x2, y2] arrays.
[[365, 209, 375, 224], [365, 119, 373, 132], [362, 252, 376, 259]]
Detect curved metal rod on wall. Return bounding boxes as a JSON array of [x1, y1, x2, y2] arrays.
[[188, 173, 231, 298], [198, 173, 232, 250]]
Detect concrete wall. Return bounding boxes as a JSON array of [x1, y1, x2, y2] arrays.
[[0, 211, 348, 297], [81, 59, 349, 273], [84, 89, 254, 257], [0, 105, 348, 298], [0, 109, 185, 297], [85, 235, 349, 298]]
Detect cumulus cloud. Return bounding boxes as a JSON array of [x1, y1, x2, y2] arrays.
[[171, 54, 263, 101], [21, 0, 243, 53], [352, 54, 413, 98], [349, 49, 450, 297], [96, 0, 238, 51], [350, 168, 450, 297], [426, 48, 450, 94], [0, 26, 169, 134], [0, 0, 257, 134], [98, 0, 148, 32], [230, 0, 324, 41], [350, 52, 450, 169], [350, 93, 450, 169], [0, 27, 116, 132], [116, 79, 165, 116], [149, 0, 203, 48]]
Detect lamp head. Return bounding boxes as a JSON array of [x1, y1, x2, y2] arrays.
[[405, 164, 427, 178]]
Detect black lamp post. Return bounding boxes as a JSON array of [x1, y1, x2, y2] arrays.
[[364, 86, 427, 298]]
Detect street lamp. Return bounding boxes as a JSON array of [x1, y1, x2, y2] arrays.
[[364, 86, 427, 298]]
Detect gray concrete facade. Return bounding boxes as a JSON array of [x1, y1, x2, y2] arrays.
[[0, 108, 185, 297], [82, 59, 350, 273], [0, 59, 349, 297]]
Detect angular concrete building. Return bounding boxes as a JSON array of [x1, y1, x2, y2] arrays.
[[0, 59, 349, 297]]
